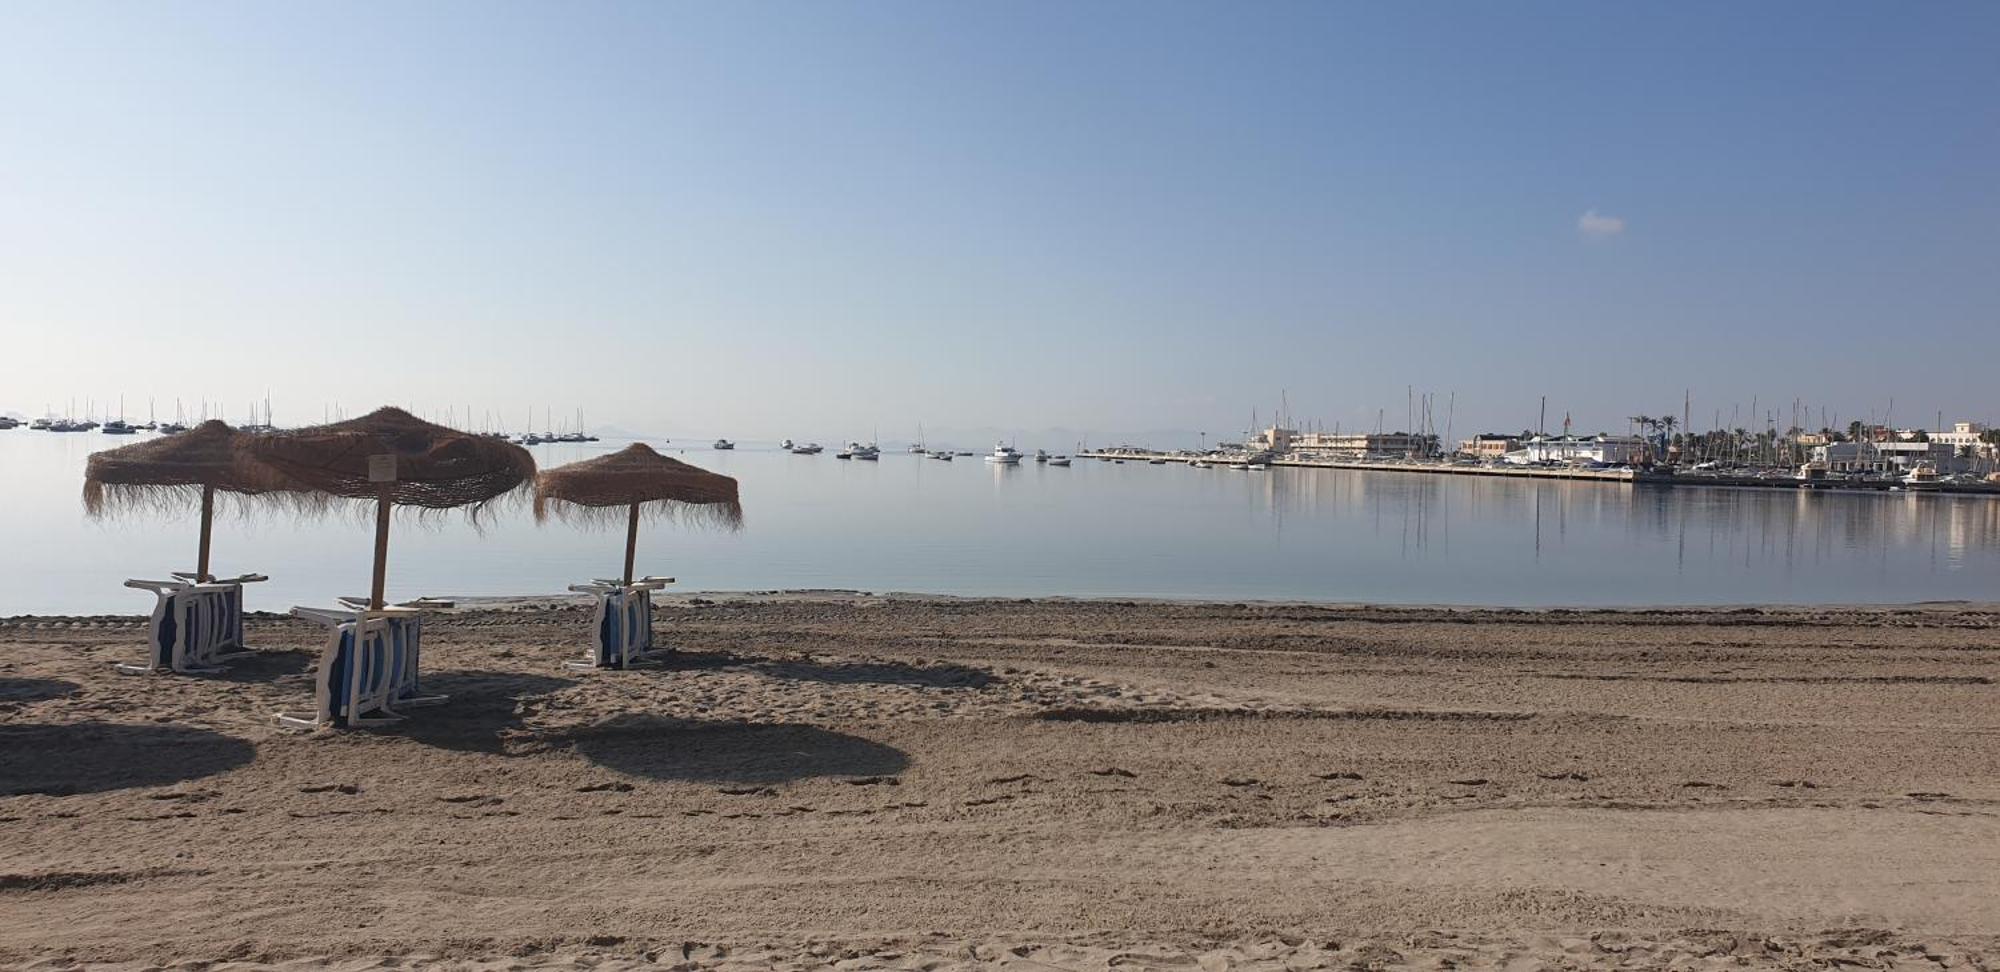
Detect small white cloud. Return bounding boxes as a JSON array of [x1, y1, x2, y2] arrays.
[[1577, 209, 1626, 238]]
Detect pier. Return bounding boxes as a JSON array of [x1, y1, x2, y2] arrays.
[[1075, 452, 2000, 496]]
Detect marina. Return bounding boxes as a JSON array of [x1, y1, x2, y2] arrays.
[[1080, 450, 2000, 495]]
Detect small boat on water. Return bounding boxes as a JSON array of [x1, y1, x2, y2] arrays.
[[930, 451, 954, 461], [1034, 449, 1050, 463], [791, 442, 823, 454], [101, 420, 138, 435], [781, 439, 795, 451], [29, 418, 52, 430], [985, 443, 1023, 464], [1903, 461, 1941, 488], [1047, 456, 1071, 467], [0, 417, 19, 430], [853, 443, 880, 460], [713, 439, 735, 450], [1148, 458, 1165, 465], [1246, 462, 1269, 471]]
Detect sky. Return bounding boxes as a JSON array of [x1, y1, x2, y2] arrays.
[[3, 2, 1996, 447]]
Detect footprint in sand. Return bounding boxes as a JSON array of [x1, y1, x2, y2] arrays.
[[1315, 772, 1364, 781], [438, 794, 503, 806], [1088, 767, 1138, 778]]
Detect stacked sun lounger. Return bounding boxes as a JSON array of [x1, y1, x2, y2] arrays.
[[116, 572, 268, 675], [565, 576, 674, 670], [276, 598, 451, 729]]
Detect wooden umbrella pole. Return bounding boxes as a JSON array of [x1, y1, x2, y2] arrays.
[[623, 502, 640, 586], [369, 485, 392, 610], [196, 484, 215, 583]]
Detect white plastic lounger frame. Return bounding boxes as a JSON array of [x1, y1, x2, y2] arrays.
[[115, 572, 268, 675], [277, 601, 449, 729], [565, 576, 673, 671]]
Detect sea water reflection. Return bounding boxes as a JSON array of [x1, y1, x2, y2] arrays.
[[4, 432, 1998, 614]]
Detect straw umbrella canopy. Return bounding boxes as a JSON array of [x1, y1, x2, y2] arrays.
[[82, 420, 297, 582], [245, 407, 537, 609], [534, 443, 742, 585]]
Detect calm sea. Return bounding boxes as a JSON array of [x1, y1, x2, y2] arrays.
[[5, 431, 1999, 615]]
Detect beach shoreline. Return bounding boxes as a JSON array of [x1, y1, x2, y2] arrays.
[[4, 596, 1998, 969]]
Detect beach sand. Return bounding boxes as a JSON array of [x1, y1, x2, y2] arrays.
[[2, 596, 1997, 970]]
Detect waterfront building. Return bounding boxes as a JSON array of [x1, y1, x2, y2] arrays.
[[1932, 422, 1991, 455], [1506, 434, 1646, 466], [1293, 430, 1428, 459], [1813, 440, 1965, 474], [1458, 434, 1521, 459], [1246, 426, 1300, 452]]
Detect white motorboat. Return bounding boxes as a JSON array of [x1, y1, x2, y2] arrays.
[[1047, 456, 1071, 467], [1034, 449, 1050, 463], [791, 442, 823, 454], [853, 443, 880, 460], [781, 439, 795, 451], [29, 418, 52, 430], [713, 439, 735, 450], [984, 443, 1023, 464], [930, 451, 954, 461]]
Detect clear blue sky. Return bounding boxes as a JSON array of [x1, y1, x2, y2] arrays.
[[3, 2, 1995, 444]]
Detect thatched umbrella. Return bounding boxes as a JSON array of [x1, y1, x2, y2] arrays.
[[246, 407, 536, 609], [534, 443, 742, 585], [82, 420, 295, 582]]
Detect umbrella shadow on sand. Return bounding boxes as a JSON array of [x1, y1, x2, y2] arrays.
[[749, 657, 995, 690], [654, 651, 994, 691], [211, 648, 315, 682], [570, 714, 908, 784], [0, 722, 256, 796], [0, 678, 81, 706], [397, 671, 579, 754]]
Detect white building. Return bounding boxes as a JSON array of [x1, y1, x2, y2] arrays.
[[1292, 430, 1429, 459], [1932, 422, 1992, 455], [1813, 440, 1965, 474], [1506, 434, 1647, 466]]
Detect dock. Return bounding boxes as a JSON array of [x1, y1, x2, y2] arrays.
[[1075, 452, 2000, 496]]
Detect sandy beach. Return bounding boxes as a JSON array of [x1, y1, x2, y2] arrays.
[[3, 595, 1998, 970]]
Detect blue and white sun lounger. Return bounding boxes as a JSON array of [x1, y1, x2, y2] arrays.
[[565, 576, 673, 671], [116, 572, 268, 675], [277, 599, 451, 729]]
